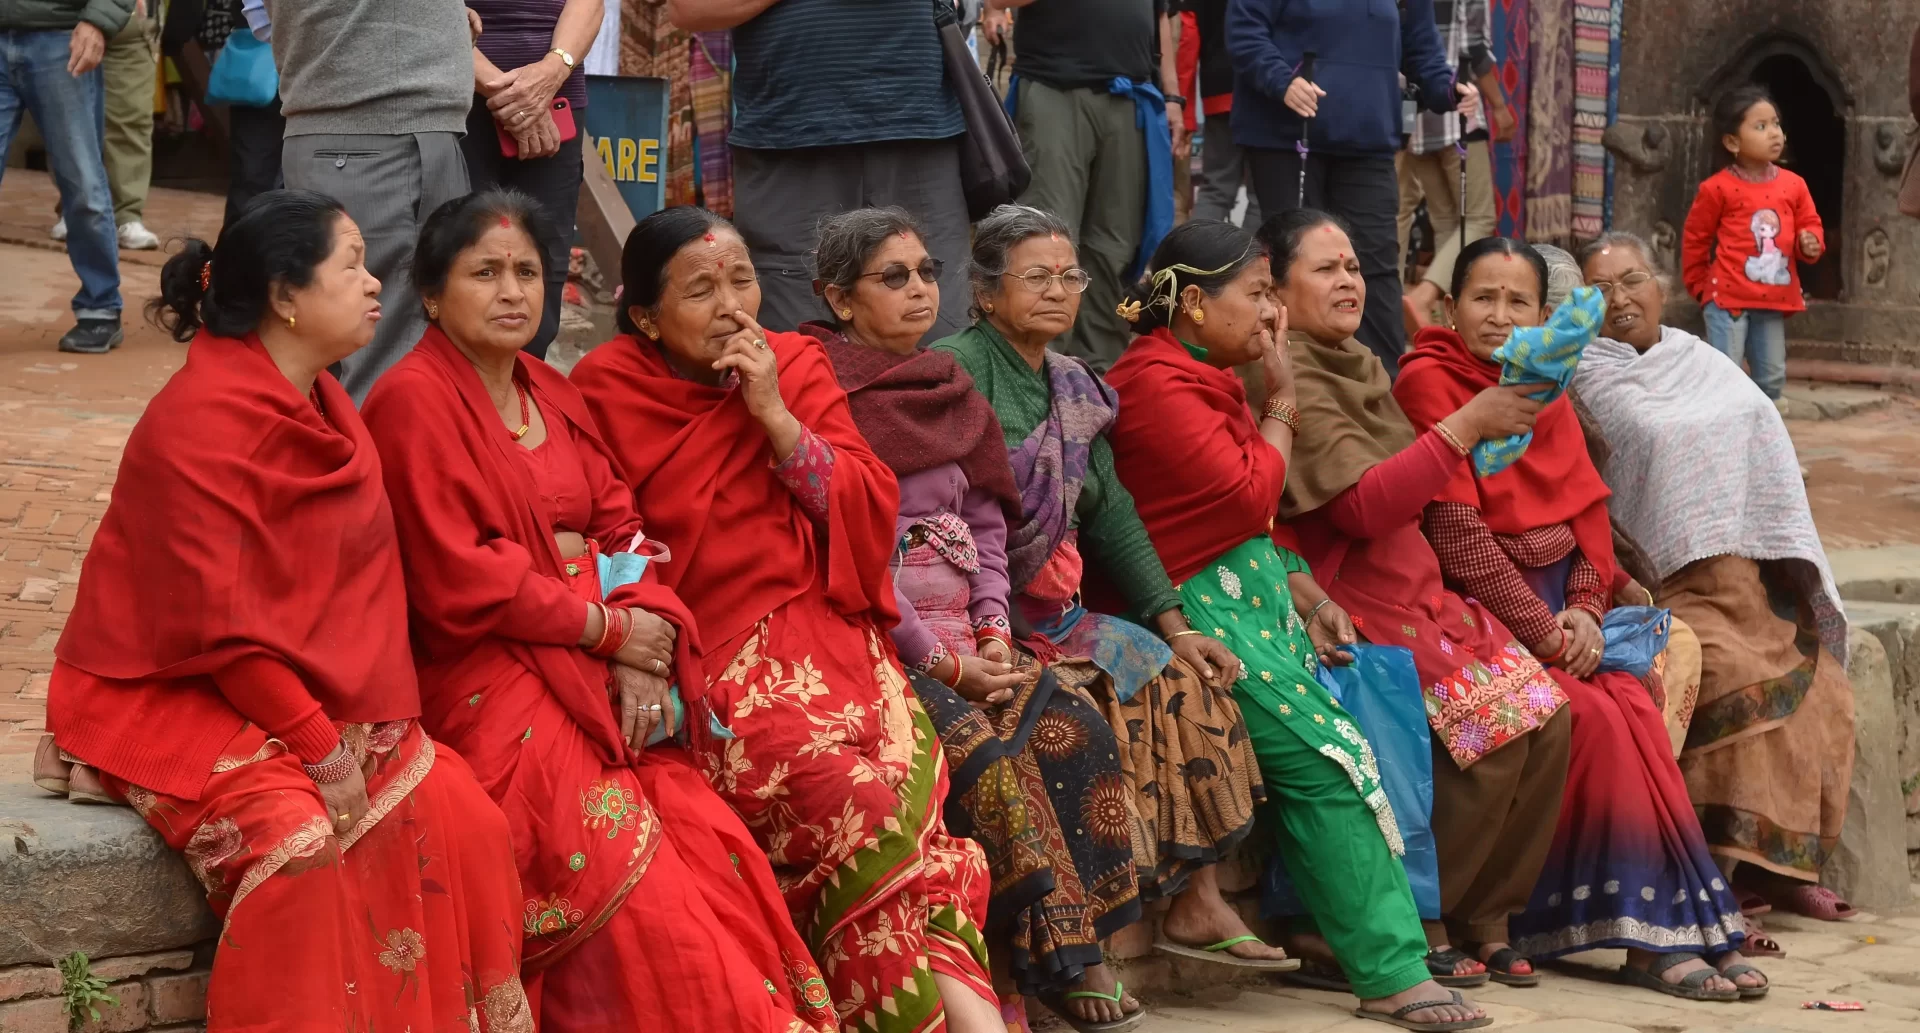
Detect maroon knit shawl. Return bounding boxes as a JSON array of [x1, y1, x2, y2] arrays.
[[805, 322, 1021, 521]]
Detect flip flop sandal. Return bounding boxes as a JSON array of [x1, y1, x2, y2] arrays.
[[1617, 953, 1739, 1001], [1039, 981, 1145, 1033], [1279, 963, 1352, 993], [1424, 947, 1490, 988], [1476, 947, 1539, 988], [1352, 990, 1491, 1032], [1785, 884, 1858, 921], [1716, 962, 1769, 1000], [1740, 915, 1786, 958], [1155, 934, 1303, 971]]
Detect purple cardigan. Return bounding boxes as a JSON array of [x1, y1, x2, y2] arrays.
[[888, 461, 1012, 668]]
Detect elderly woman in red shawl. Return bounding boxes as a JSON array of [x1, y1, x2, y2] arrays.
[[361, 191, 835, 1033], [1392, 236, 1764, 1001], [569, 207, 1000, 1033], [39, 191, 532, 1032]]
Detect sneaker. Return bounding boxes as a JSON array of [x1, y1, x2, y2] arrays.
[[49, 217, 66, 242], [57, 318, 123, 354], [117, 221, 159, 250]]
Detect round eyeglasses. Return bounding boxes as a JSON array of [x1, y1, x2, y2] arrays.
[[1004, 267, 1092, 294]]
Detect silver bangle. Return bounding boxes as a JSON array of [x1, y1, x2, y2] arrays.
[[1305, 598, 1333, 625]]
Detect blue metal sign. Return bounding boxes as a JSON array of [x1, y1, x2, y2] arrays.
[[583, 75, 670, 220]]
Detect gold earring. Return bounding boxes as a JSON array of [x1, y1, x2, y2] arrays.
[[285, 315, 296, 330], [1190, 308, 1206, 326], [640, 323, 659, 341], [427, 304, 438, 320], [983, 303, 994, 313], [838, 309, 853, 319]]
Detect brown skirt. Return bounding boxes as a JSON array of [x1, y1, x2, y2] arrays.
[[1660, 554, 1855, 880]]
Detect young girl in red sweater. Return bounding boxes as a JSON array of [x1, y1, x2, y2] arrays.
[[1680, 85, 1824, 400]]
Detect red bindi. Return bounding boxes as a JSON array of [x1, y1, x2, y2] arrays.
[[704, 232, 717, 246], [499, 216, 511, 228]]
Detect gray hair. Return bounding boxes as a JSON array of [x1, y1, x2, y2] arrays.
[[967, 204, 1075, 310], [812, 206, 924, 315], [1532, 243, 1584, 310], [1576, 231, 1673, 293]]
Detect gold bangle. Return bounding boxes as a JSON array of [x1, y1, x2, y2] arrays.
[[1262, 397, 1300, 431], [1433, 421, 1471, 458], [1643, 587, 1656, 607], [1164, 629, 1206, 642]]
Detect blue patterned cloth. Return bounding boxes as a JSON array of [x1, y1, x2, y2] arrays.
[[1472, 285, 1606, 477]]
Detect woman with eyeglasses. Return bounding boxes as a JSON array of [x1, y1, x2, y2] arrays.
[[932, 205, 1289, 1019], [569, 207, 1003, 1033], [1575, 232, 1855, 928], [808, 206, 1154, 1032]]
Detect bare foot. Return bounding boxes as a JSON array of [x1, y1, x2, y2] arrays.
[[1623, 948, 1736, 994], [1162, 880, 1290, 962], [1062, 962, 1138, 1025], [1712, 950, 1767, 991], [1360, 979, 1483, 1025]]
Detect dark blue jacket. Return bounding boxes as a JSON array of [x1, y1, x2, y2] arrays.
[[1226, 0, 1456, 156]]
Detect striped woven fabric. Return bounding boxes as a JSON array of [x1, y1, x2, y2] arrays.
[[1570, 0, 1613, 240]]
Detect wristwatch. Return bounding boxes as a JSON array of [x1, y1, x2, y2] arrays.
[[549, 47, 576, 70]]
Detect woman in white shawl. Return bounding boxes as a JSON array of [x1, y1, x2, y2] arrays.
[[1574, 232, 1857, 924]]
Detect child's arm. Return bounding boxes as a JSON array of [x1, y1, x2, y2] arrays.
[[1679, 178, 1722, 302], [1792, 179, 1826, 262]]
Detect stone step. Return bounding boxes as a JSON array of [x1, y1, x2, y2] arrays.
[[1778, 382, 1895, 421], [1831, 545, 1920, 605]]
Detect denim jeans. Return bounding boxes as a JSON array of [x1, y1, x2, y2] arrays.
[[0, 30, 120, 319], [1701, 301, 1786, 399]]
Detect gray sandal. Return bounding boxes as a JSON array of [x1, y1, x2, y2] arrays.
[[1351, 990, 1491, 1032], [1716, 961, 1769, 999], [1617, 952, 1739, 1001]]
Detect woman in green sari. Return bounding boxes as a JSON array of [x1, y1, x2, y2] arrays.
[[1104, 220, 1489, 1032]]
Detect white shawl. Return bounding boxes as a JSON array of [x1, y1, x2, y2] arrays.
[[1573, 325, 1846, 660]]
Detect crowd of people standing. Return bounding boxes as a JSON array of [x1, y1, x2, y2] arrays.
[[15, 1, 1886, 1032]]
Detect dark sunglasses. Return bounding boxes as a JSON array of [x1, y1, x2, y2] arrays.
[[858, 258, 944, 290]]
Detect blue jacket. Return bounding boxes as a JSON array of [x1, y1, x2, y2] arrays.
[[1226, 0, 1457, 156]]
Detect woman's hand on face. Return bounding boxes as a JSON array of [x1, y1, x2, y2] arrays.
[[484, 57, 567, 128], [1556, 609, 1605, 679], [947, 655, 1024, 707], [315, 751, 372, 837], [1258, 304, 1295, 401], [611, 607, 677, 677], [1453, 383, 1544, 443], [713, 309, 794, 434], [1306, 598, 1357, 667], [1284, 76, 1326, 118], [610, 663, 675, 751], [1171, 634, 1243, 689]]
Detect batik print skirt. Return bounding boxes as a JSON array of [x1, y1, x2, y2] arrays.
[[689, 589, 996, 1033], [104, 720, 533, 1033]]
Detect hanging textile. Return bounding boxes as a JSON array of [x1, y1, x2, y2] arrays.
[[619, 0, 697, 208], [1569, 0, 1612, 241], [1527, 0, 1573, 245], [1489, 0, 1531, 238], [691, 32, 734, 218], [1601, 0, 1623, 232]]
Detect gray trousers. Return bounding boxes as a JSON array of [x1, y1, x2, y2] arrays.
[[733, 137, 972, 340], [1195, 108, 1259, 227], [1014, 78, 1143, 370], [282, 132, 469, 402]]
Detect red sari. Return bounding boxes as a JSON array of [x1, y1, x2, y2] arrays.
[[49, 332, 530, 1032], [362, 329, 836, 1033], [1395, 328, 1747, 960], [572, 332, 994, 1033]]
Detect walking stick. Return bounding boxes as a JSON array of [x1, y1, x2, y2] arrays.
[[1456, 75, 1469, 255], [1296, 51, 1317, 210]]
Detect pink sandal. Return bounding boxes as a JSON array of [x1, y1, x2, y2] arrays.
[[1784, 884, 1858, 921]]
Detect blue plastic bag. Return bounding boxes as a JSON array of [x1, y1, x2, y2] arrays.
[[596, 533, 682, 744], [1596, 606, 1672, 678], [1263, 644, 1441, 920], [205, 29, 278, 108]]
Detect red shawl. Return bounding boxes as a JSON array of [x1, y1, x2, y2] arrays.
[[1106, 328, 1300, 585], [362, 329, 704, 764], [1395, 326, 1620, 582], [570, 332, 901, 672], [51, 332, 417, 799], [807, 322, 1021, 522]]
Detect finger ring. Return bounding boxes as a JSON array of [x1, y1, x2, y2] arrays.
[[336, 811, 351, 826], [645, 704, 662, 712], [1588, 648, 1600, 657], [754, 336, 769, 350], [651, 659, 666, 675]]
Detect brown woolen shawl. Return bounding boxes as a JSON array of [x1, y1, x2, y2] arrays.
[[1278, 330, 1417, 518]]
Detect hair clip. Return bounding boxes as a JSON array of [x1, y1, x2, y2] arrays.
[[199, 261, 212, 291], [1115, 299, 1143, 323]]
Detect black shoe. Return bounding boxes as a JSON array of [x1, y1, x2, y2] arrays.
[[58, 319, 122, 354]]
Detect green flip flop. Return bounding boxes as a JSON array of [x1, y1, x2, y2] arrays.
[[1155, 934, 1303, 971], [1040, 981, 1145, 1033]]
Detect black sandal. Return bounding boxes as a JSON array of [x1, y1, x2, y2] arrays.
[[1424, 947, 1489, 988]]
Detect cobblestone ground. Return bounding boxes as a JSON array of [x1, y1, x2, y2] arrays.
[[3, 172, 1918, 1032]]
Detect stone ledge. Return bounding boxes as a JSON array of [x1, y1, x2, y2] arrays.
[[0, 782, 216, 968], [1832, 546, 1920, 605], [1825, 628, 1912, 912]]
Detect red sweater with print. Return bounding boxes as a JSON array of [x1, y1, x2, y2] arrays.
[[1681, 165, 1823, 314]]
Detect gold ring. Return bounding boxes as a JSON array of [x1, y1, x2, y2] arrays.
[[336, 811, 351, 826], [754, 336, 769, 350], [651, 659, 666, 675], [1588, 648, 1600, 657]]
